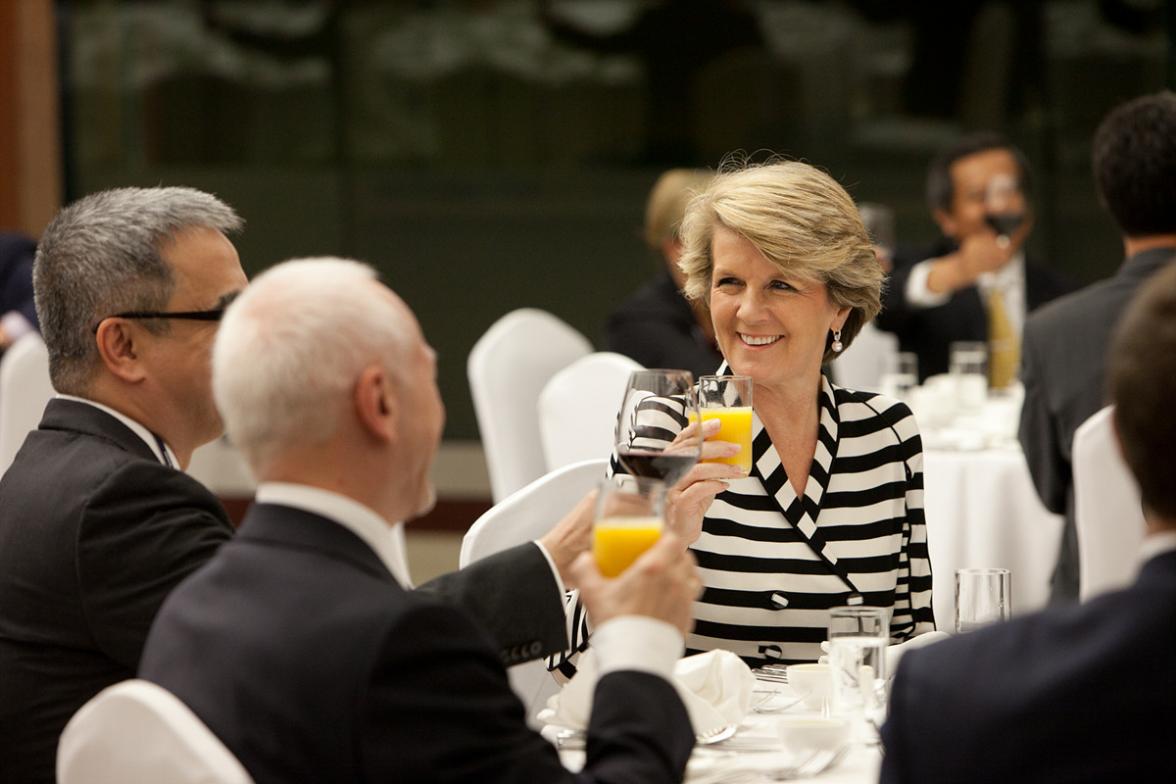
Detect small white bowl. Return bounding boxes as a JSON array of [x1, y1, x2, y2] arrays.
[[776, 716, 851, 754], [786, 663, 832, 710]]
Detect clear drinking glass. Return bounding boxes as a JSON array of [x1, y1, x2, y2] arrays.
[[949, 341, 988, 413], [880, 352, 919, 401], [592, 477, 666, 578], [955, 567, 1011, 633], [696, 375, 754, 473], [614, 370, 701, 487], [828, 606, 889, 730]]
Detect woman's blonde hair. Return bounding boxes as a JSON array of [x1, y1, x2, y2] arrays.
[[677, 159, 884, 360]]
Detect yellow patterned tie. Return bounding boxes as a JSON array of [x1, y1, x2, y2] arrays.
[[987, 287, 1019, 389]]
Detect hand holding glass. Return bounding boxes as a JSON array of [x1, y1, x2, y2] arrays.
[[695, 375, 754, 473], [592, 478, 666, 578]]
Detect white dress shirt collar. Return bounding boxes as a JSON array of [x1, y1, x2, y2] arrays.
[[255, 482, 409, 586], [1140, 529, 1176, 565], [55, 394, 178, 467]]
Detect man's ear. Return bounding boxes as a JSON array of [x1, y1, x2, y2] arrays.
[[94, 320, 147, 383], [932, 208, 958, 240], [355, 365, 397, 443]]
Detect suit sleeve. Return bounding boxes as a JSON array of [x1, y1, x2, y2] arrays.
[[417, 542, 567, 666], [77, 464, 233, 668], [1018, 321, 1068, 514], [360, 601, 692, 784]]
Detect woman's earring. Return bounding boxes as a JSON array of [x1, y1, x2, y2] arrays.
[[831, 329, 844, 353]]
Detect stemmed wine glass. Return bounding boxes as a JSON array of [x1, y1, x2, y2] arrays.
[[613, 369, 702, 487]]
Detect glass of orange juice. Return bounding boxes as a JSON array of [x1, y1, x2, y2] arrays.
[[592, 478, 666, 578], [696, 375, 754, 473]]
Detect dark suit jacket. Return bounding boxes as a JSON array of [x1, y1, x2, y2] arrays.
[[0, 232, 38, 332], [0, 399, 234, 784], [1018, 247, 1176, 600], [141, 503, 694, 784], [605, 270, 723, 379], [875, 240, 1072, 381], [881, 549, 1176, 783], [0, 401, 568, 783]]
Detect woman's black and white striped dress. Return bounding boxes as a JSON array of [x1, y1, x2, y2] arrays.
[[551, 373, 935, 674]]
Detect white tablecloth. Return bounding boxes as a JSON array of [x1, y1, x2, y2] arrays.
[[922, 447, 1064, 631], [556, 692, 882, 783]]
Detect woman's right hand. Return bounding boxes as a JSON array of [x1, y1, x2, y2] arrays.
[[665, 419, 744, 543]]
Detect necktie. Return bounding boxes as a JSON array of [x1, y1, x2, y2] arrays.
[[987, 287, 1018, 389]]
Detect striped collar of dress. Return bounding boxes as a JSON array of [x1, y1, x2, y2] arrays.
[[713, 362, 844, 564]]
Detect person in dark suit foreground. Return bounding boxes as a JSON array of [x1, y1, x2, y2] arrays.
[[874, 133, 1070, 383], [141, 257, 699, 783], [0, 189, 588, 784], [1019, 90, 1176, 602], [881, 262, 1176, 783]]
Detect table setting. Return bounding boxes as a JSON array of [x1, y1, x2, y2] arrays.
[[537, 366, 1023, 781], [542, 624, 952, 782]]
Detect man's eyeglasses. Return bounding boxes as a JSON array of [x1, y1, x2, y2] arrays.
[[91, 308, 227, 333]]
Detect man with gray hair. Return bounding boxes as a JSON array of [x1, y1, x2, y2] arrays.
[[0, 187, 247, 783], [0, 189, 588, 783], [141, 257, 698, 782]]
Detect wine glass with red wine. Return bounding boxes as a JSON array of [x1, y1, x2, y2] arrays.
[[614, 369, 701, 487]]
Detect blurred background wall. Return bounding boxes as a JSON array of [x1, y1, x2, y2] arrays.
[[4, 0, 1174, 445]]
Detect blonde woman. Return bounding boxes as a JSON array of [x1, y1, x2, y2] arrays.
[[554, 160, 934, 673]]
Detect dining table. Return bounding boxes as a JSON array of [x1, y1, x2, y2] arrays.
[[909, 380, 1064, 631], [553, 671, 882, 783], [921, 444, 1063, 631]]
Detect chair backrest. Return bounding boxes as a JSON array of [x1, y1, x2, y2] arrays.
[[460, 458, 607, 722], [1073, 405, 1147, 601], [0, 333, 54, 476], [834, 322, 899, 393], [468, 309, 592, 502], [539, 351, 641, 472], [57, 679, 254, 784]]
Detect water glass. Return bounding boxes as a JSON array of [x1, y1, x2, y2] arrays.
[[955, 567, 1011, 633], [950, 341, 987, 413], [828, 607, 889, 725], [879, 352, 918, 401]]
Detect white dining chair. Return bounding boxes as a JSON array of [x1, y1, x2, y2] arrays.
[[0, 333, 54, 477], [1073, 405, 1146, 601], [57, 679, 254, 784], [460, 458, 608, 723], [468, 309, 592, 502], [833, 321, 899, 393], [539, 351, 641, 472]]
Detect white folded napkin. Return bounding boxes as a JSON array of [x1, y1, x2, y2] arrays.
[[539, 649, 755, 735]]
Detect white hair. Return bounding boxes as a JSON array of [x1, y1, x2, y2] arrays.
[[212, 257, 414, 468]]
